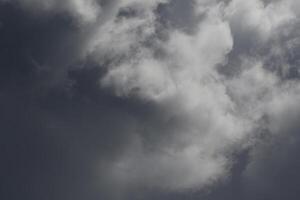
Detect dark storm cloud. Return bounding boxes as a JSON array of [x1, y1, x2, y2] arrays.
[[1, 0, 300, 200]]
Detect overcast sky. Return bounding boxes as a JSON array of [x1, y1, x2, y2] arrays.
[[1, 0, 300, 199]]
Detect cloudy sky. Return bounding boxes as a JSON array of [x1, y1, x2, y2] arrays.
[[1, 0, 300, 199]]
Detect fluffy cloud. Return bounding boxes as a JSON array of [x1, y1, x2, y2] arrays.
[[1, 0, 300, 198], [1, 0, 102, 23], [91, 0, 299, 193]]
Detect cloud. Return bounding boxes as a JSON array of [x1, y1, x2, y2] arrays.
[[242, 84, 300, 200], [93, 1, 246, 191], [1, 0, 101, 23], [1, 0, 300, 199]]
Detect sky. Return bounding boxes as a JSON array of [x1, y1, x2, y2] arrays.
[[1, 0, 300, 199]]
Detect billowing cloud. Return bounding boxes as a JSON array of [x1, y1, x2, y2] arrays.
[[1, 0, 300, 199]]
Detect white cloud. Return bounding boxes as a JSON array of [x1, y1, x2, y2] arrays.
[[94, 1, 249, 191], [6, 0, 300, 195], [3, 0, 102, 23], [94, 0, 300, 193]]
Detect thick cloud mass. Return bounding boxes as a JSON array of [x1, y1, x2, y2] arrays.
[[1, 0, 300, 199]]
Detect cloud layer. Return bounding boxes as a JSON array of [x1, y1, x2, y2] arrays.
[[1, 0, 300, 199]]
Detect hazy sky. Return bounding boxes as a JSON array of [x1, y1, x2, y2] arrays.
[[1, 0, 300, 199]]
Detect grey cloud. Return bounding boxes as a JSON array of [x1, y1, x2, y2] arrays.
[[242, 89, 300, 199], [1, 0, 300, 200]]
